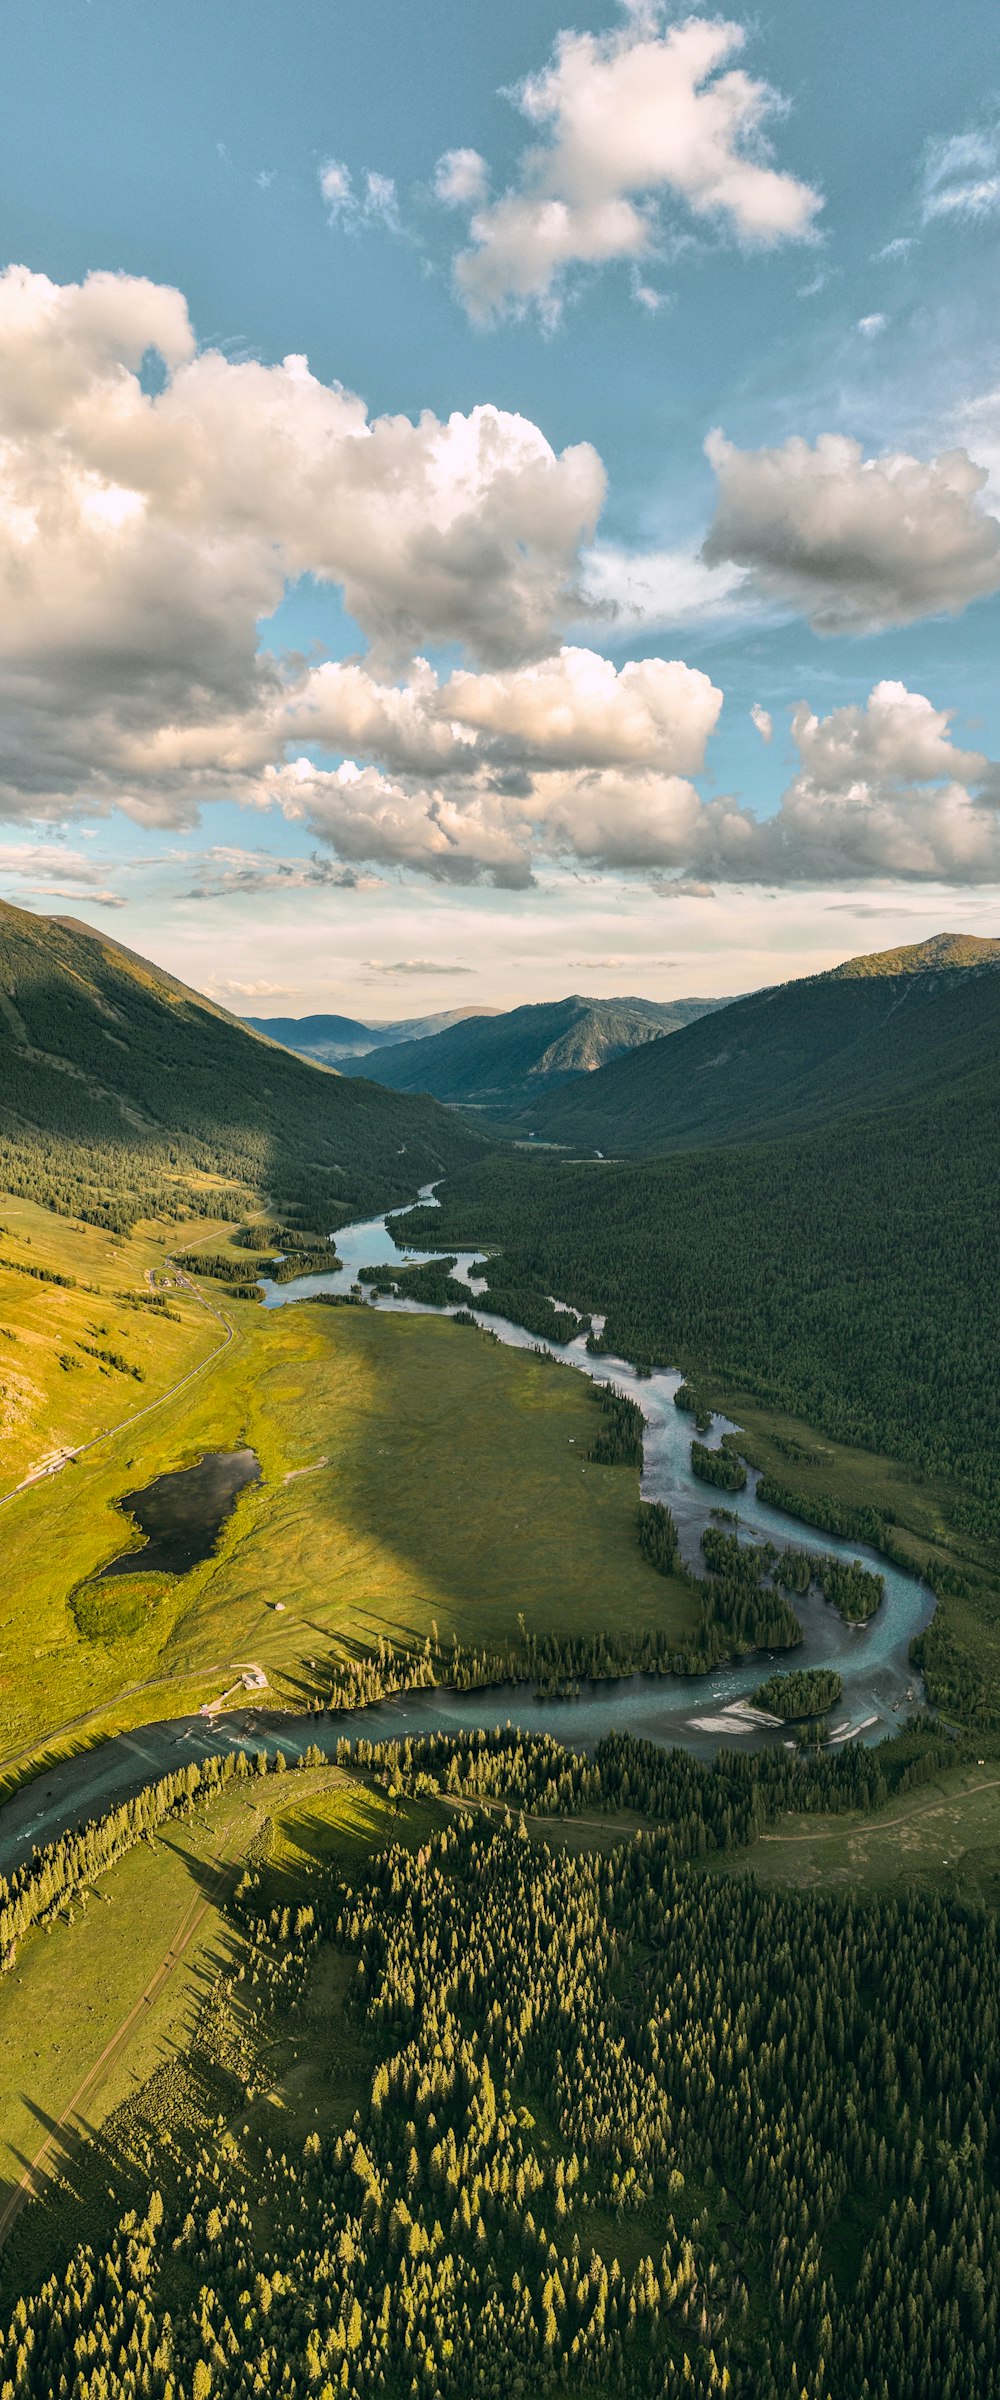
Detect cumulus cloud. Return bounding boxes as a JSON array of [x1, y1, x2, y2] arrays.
[[750, 703, 772, 742], [441, 648, 722, 772], [702, 430, 1000, 630], [448, 8, 822, 324], [923, 123, 1000, 224], [691, 682, 1000, 884], [0, 263, 608, 827]]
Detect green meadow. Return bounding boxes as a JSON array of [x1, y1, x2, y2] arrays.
[[0, 1206, 694, 1772]]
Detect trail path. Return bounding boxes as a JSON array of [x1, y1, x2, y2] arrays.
[[757, 1774, 1000, 1844]]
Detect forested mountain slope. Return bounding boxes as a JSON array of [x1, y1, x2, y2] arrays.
[[399, 1040, 1000, 1537], [245, 1005, 494, 1065], [0, 904, 487, 1235], [530, 933, 1000, 1152], [339, 991, 725, 1112]]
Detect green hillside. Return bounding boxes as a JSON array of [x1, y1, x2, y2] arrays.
[[0, 903, 487, 1236], [530, 934, 1000, 1153], [339, 990, 725, 1113]]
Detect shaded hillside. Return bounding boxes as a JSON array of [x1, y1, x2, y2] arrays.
[[339, 992, 725, 1112], [246, 1006, 495, 1065], [530, 935, 1000, 1152], [0, 904, 487, 1235], [399, 1032, 1000, 1537]]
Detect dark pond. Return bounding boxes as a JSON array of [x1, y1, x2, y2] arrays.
[[100, 1448, 261, 1579]]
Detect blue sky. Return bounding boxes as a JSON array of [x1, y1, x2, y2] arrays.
[[0, 0, 998, 1010]]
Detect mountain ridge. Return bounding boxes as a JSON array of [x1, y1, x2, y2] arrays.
[[336, 991, 728, 1112], [0, 902, 487, 1234], [526, 933, 1000, 1154]]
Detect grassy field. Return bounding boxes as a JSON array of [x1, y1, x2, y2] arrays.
[[0, 1763, 438, 2305], [0, 1781, 256, 2224], [713, 1759, 1000, 1909], [0, 1194, 229, 1490], [0, 1207, 695, 1770]]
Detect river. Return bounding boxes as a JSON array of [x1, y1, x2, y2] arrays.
[[0, 1186, 935, 1875], [260, 1185, 934, 1742]]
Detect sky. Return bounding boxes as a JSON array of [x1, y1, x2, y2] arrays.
[[0, 0, 999, 1015]]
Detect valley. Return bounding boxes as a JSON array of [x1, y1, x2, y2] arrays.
[[0, 916, 998, 2400]]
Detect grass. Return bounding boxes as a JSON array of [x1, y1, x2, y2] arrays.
[[711, 1760, 1000, 1908], [0, 1780, 261, 2214], [0, 1762, 434, 2301], [0, 1232, 695, 1770], [0, 1194, 227, 1489], [709, 1381, 993, 1577]]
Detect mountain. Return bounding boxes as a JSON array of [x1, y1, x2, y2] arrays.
[[337, 993, 727, 1113], [528, 933, 1000, 1154], [0, 903, 488, 1235], [826, 932, 1000, 977], [245, 1007, 497, 1066]]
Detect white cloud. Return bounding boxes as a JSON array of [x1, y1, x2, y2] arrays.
[[136, 646, 720, 792], [750, 703, 772, 743], [952, 385, 1000, 508], [363, 958, 474, 977], [923, 124, 1000, 223], [259, 677, 1000, 891], [364, 172, 400, 227], [434, 149, 489, 207], [441, 648, 722, 772], [692, 682, 1000, 884], [269, 758, 537, 888], [581, 540, 743, 630], [449, 8, 822, 324], [702, 429, 1000, 631], [184, 847, 378, 899], [856, 312, 886, 337], [0, 840, 126, 905], [320, 160, 402, 232], [0, 264, 608, 826], [320, 158, 354, 216]]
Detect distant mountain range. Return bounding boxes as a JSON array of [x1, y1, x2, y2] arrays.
[[525, 934, 1000, 1153], [246, 1007, 497, 1065], [0, 904, 486, 1234], [335, 993, 728, 1113]]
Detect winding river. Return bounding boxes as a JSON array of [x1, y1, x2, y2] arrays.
[[0, 1186, 936, 1875], [260, 1184, 934, 1743]]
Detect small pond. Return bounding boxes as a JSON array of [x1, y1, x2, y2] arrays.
[[100, 1448, 261, 1579]]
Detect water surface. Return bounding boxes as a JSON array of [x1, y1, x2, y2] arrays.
[[261, 1190, 934, 1751], [101, 1448, 261, 1579]]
